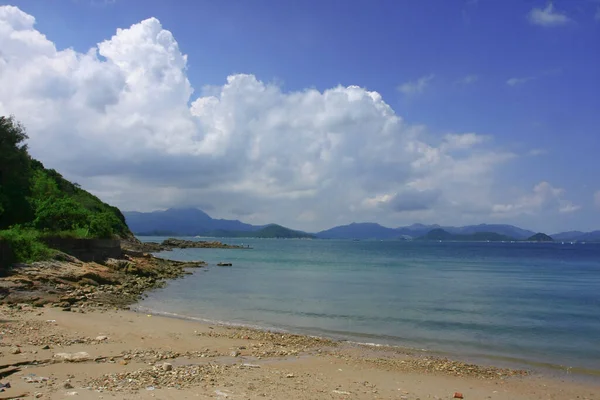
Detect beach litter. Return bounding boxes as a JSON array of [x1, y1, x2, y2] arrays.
[[453, 392, 464, 399]]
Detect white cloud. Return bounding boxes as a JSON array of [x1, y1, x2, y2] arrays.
[[458, 74, 479, 85], [528, 2, 572, 27], [528, 148, 548, 156], [492, 182, 580, 217], [507, 76, 535, 86], [398, 74, 435, 95], [0, 6, 574, 231]]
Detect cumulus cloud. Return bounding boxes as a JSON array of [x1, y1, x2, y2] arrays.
[[492, 182, 580, 217], [0, 5, 571, 230], [398, 74, 435, 95], [528, 2, 572, 27]]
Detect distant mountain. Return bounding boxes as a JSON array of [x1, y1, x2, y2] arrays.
[[318, 222, 535, 240], [527, 233, 554, 242], [252, 224, 314, 239], [551, 231, 585, 241], [208, 224, 314, 239], [316, 223, 399, 240], [552, 230, 600, 242], [124, 208, 261, 236], [417, 229, 515, 242], [446, 224, 534, 240]]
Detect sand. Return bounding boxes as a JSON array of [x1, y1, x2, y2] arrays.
[[0, 304, 598, 400]]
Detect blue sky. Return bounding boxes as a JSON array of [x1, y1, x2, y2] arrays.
[[0, 0, 599, 232]]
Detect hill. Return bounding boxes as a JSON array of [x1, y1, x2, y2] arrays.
[[124, 208, 261, 236], [316, 223, 399, 239], [207, 224, 314, 239], [317, 222, 535, 240], [251, 224, 315, 239], [527, 233, 554, 242], [551, 230, 600, 242], [0, 116, 132, 263], [418, 229, 516, 242]]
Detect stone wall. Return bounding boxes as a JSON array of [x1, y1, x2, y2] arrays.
[[0, 239, 14, 271], [42, 238, 121, 263]]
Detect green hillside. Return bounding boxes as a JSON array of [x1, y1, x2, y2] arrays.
[[0, 116, 132, 262]]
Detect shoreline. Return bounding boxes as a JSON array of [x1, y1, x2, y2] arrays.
[[1, 304, 598, 399], [134, 304, 600, 384], [0, 250, 598, 398]]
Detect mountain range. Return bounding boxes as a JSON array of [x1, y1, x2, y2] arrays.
[[123, 208, 600, 242]]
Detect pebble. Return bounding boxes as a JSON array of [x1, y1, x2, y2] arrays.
[[10, 346, 21, 354]]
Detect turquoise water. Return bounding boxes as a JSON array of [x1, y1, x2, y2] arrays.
[[137, 237, 600, 374]]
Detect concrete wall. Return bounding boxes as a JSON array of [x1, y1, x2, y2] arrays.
[[0, 239, 14, 271], [42, 238, 121, 263]]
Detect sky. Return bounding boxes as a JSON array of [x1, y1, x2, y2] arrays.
[[0, 0, 599, 233]]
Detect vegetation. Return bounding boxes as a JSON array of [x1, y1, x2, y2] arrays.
[[418, 228, 516, 242], [0, 116, 132, 264], [208, 224, 315, 239], [526, 233, 554, 242]]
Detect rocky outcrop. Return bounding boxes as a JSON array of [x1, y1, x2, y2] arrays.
[[122, 238, 248, 253], [0, 252, 206, 309]]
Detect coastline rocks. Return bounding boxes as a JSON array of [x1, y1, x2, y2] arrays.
[[217, 262, 233, 267], [125, 238, 247, 253], [54, 351, 91, 362]]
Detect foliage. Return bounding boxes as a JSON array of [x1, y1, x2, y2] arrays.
[[89, 212, 123, 239], [0, 115, 134, 263], [0, 116, 34, 228], [33, 196, 91, 232], [0, 227, 54, 263]]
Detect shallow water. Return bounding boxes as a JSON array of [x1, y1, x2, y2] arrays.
[[137, 237, 600, 373]]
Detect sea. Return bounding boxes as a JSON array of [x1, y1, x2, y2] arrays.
[[136, 237, 600, 377]]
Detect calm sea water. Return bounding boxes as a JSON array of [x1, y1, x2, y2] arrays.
[[137, 237, 600, 374]]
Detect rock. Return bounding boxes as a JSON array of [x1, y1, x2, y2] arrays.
[[62, 307, 71, 312], [53, 352, 91, 362], [10, 346, 21, 354], [286, 373, 294, 378], [229, 351, 240, 357], [217, 262, 233, 267], [454, 392, 464, 399], [161, 362, 173, 371], [63, 381, 74, 389], [35, 393, 43, 398], [95, 335, 108, 341], [41, 345, 50, 350]]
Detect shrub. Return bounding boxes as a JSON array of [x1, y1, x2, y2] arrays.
[[0, 227, 54, 263], [89, 212, 123, 239], [33, 196, 90, 232]]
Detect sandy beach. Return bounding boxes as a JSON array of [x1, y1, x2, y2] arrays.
[[0, 247, 598, 400], [0, 303, 598, 400]]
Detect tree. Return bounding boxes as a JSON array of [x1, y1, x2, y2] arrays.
[[0, 116, 34, 228], [89, 212, 123, 238], [33, 196, 90, 232]]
